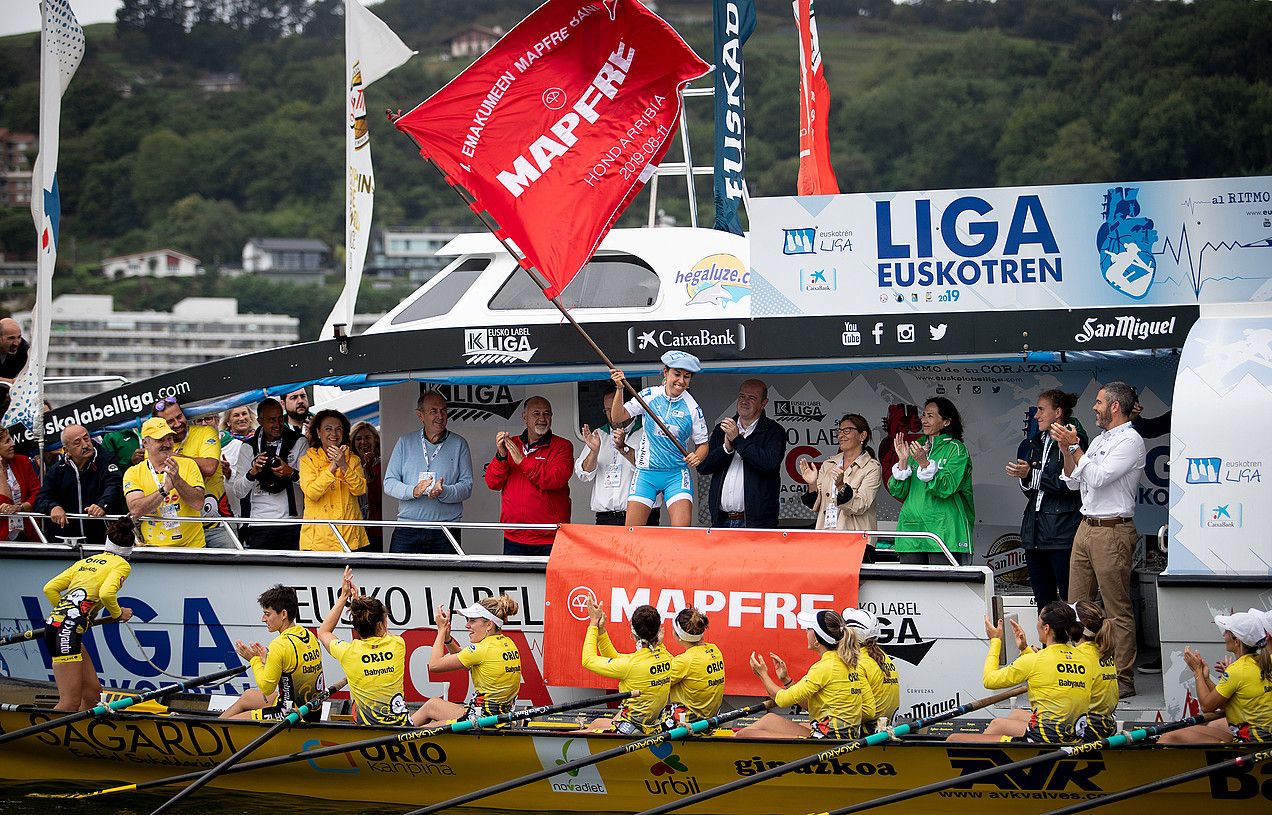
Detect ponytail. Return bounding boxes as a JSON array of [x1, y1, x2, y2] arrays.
[[1245, 642, 1272, 682], [483, 593, 519, 624], [349, 596, 387, 639], [819, 611, 860, 671], [1038, 601, 1079, 645], [1075, 600, 1114, 659], [865, 639, 888, 668]]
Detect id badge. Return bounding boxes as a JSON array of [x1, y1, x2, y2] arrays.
[[160, 495, 181, 530], [823, 499, 838, 528], [418, 471, 436, 485], [603, 465, 623, 490]]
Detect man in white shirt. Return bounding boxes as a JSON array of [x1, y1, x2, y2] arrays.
[[698, 379, 787, 528], [1051, 380, 1145, 698], [575, 390, 659, 526]]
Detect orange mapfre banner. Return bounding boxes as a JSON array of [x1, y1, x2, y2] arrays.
[[543, 524, 867, 695]]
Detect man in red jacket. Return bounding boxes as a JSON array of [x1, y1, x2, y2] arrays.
[[485, 396, 573, 556]]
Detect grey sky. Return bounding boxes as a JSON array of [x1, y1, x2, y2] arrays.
[[1, 1, 122, 37]]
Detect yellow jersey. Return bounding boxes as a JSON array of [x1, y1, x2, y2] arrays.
[[775, 650, 876, 736], [327, 634, 408, 726], [668, 642, 726, 720], [42, 552, 131, 627], [122, 458, 205, 547], [174, 425, 224, 500], [456, 633, 522, 713], [1075, 641, 1117, 718], [984, 639, 1089, 740], [251, 625, 325, 709], [860, 649, 900, 722], [1216, 654, 1272, 737], [582, 626, 672, 733]]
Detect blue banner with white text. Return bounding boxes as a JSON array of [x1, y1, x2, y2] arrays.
[[712, 0, 756, 235]]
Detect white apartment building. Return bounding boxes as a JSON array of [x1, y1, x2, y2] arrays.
[[19, 295, 299, 406]]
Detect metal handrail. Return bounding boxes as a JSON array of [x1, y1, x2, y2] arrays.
[[3, 511, 960, 565]]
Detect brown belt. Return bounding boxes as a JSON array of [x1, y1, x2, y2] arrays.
[[1084, 516, 1133, 527], [722, 511, 746, 520]]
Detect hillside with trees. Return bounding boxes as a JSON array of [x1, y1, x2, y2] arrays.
[[0, 0, 1268, 335]]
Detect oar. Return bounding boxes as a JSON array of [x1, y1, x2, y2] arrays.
[[813, 711, 1222, 815], [633, 684, 1027, 815], [403, 700, 777, 815], [0, 664, 248, 747], [0, 616, 120, 647], [1042, 744, 1272, 815], [39, 689, 638, 801], [149, 678, 349, 815]]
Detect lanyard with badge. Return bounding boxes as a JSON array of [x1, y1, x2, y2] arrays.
[[602, 428, 625, 490], [147, 461, 181, 531], [418, 431, 442, 490], [823, 454, 845, 529]]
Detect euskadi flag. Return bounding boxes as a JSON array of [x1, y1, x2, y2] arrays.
[[4, 0, 84, 438], [321, 0, 415, 344], [794, 0, 838, 195], [394, 0, 709, 299]]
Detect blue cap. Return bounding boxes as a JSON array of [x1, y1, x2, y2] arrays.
[[660, 350, 701, 373]]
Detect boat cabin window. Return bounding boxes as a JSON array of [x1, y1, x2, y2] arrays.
[[390, 258, 491, 325], [488, 254, 660, 310]]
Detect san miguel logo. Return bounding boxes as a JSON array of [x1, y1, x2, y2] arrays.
[[463, 327, 538, 365], [772, 400, 826, 422], [349, 62, 369, 150], [424, 384, 523, 422]]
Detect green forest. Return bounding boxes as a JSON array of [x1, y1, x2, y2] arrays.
[[0, 0, 1269, 336]]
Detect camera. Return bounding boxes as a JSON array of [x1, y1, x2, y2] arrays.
[[266, 454, 282, 469]]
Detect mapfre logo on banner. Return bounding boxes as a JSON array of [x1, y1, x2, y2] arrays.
[[394, 0, 709, 299], [542, 525, 867, 695]]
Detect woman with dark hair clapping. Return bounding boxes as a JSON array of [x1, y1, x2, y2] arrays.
[[318, 566, 409, 726], [887, 397, 975, 565], [300, 409, 369, 551]]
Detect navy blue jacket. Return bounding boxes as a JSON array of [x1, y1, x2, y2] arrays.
[[34, 443, 123, 546], [698, 413, 786, 528]]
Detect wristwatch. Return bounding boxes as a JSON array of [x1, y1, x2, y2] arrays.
[[1067, 443, 1081, 454]]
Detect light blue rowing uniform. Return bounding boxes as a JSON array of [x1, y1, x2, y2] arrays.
[[623, 386, 709, 506]]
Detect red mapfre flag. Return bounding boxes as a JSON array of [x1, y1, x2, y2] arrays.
[[794, 0, 838, 195], [395, 0, 709, 298], [543, 524, 867, 695]]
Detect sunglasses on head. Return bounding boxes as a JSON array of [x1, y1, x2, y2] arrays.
[[152, 397, 179, 414]]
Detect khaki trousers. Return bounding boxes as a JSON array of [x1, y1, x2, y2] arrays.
[[1068, 521, 1138, 690]]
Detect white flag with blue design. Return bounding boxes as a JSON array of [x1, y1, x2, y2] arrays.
[[4, 0, 84, 440]]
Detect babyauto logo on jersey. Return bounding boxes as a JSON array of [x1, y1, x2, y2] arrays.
[[627, 324, 747, 353], [679, 253, 750, 306], [463, 327, 538, 364], [1200, 502, 1243, 529]]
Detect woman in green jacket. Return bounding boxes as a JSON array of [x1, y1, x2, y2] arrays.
[[887, 397, 975, 565]]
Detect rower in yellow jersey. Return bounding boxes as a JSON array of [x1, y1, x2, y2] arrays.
[[1160, 611, 1272, 744], [42, 517, 137, 711], [318, 567, 409, 726], [1073, 600, 1118, 741], [738, 609, 875, 740], [580, 599, 670, 734], [950, 601, 1089, 744], [412, 594, 523, 727], [663, 606, 726, 728], [219, 584, 325, 721], [842, 607, 901, 730]]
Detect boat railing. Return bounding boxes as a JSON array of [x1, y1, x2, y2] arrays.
[[2, 511, 956, 565]]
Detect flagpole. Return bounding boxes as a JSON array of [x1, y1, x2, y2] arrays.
[[387, 114, 690, 457]]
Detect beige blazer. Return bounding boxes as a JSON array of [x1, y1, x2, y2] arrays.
[[809, 452, 882, 532]]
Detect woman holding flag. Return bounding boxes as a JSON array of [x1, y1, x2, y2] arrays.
[[608, 350, 709, 528]]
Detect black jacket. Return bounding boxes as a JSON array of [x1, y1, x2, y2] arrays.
[[34, 443, 123, 546], [698, 413, 786, 528], [1017, 431, 1086, 551]]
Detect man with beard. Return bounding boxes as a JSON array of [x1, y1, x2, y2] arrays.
[[123, 418, 206, 547], [230, 399, 308, 550], [283, 388, 311, 435], [1051, 381, 1145, 699], [485, 395, 573, 556], [384, 391, 473, 554]]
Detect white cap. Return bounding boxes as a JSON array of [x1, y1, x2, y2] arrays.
[[797, 610, 839, 647], [841, 607, 879, 640], [1247, 608, 1272, 636], [1215, 612, 1268, 648], [457, 602, 503, 629]]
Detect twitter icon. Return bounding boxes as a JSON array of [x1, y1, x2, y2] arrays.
[[929, 324, 948, 341]]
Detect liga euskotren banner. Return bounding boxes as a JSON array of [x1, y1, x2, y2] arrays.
[[542, 524, 867, 695], [394, 0, 710, 298], [750, 175, 1272, 317]]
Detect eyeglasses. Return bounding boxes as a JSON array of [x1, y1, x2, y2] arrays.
[[838, 427, 861, 435]]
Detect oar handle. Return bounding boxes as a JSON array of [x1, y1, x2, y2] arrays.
[[0, 615, 120, 648], [1042, 745, 1272, 815], [402, 701, 774, 815], [635, 685, 1027, 815]]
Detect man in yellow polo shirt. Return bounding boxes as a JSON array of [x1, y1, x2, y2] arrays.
[[153, 397, 232, 547], [123, 418, 206, 547]]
